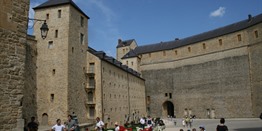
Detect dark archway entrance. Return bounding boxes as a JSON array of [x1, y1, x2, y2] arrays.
[[162, 101, 174, 117]]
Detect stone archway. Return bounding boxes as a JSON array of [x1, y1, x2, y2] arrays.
[[162, 101, 174, 117], [42, 113, 48, 126]]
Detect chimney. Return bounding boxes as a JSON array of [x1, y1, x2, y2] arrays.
[[248, 14, 252, 22], [118, 39, 122, 44]]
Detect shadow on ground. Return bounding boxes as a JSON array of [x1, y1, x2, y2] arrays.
[[234, 127, 262, 131]]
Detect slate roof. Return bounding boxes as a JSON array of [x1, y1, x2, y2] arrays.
[[87, 47, 143, 80], [117, 39, 136, 48], [33, 0, 90, 19], [123, 13, 262, 59]]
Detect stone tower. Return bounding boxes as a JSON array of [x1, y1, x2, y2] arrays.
[[33, 0, 90, 125], [116, 39, 141, 72]]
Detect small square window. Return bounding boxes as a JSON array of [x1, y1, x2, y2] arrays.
[[80, 33, 84, 44], [169, 93, 172, 99], [50, 94, 54, 102], [254, 30, 258, 38], [203, 43, 206, 49], [188, 47, 191, 52], [219, 39, 223, 46], [46, 13, 49, 19], [55, 30, 58, 38], [48, 41, 53, 49], [237, 34, 242, 41], [81, 16, 84, 27], [52, 69, 56, 75], [58, 10, 61, 18]]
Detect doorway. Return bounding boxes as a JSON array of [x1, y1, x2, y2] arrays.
[[162, 101, 174, 117], [42, 113, 48, 125]]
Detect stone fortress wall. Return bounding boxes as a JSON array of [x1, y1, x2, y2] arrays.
[[140, 22, 262, 118], [0, 0, 30, 130]]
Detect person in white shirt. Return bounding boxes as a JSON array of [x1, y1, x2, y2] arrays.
[[95, 117, 104, 131], [140, 117, 145, 129], [51, 119, 65, 131], [114, 122, 120, 131]]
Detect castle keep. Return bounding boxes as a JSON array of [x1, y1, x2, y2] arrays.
[[117, 14, 262, 119], [33, 0, 146, 127]]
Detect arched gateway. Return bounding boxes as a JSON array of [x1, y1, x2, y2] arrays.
[[162, 101, 174, 117]]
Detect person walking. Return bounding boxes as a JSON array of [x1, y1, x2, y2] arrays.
[[95, 117, 104, 131], [51, 119, 65, 131], [199, 125, 206, 131], [140, 117, 146, 129], [65, 115, 77, 131], [216, 118, 228, 131], [27, 117, 39, 131], [114, 122, 120, 131]]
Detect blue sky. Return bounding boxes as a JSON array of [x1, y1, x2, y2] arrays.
[[29, 0, 262, 57]]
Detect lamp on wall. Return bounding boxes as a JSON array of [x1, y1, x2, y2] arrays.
[[28, 18, 49, 39]]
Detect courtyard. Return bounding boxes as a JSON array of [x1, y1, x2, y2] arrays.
[[164, 118, 262, 131]]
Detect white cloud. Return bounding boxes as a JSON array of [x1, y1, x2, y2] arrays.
[[210, 7, 226, 17], [88, 0, 117, 23]]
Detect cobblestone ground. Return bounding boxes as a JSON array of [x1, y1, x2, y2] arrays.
[[163, 118, 262, 131]]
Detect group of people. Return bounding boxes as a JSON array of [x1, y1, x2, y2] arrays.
[[50, 115, 78, 131], [139, 116, 165, 131], [179, 118, 228, 131], [182, 116, 193, 128], [26, 115, 78, 131]]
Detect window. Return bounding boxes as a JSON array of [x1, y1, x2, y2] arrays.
[[72, 47, 74, 53], [163, 51, 166, 56], [126, 61, 128, 65], [149, 53, 151, 57], [48, 41, 53, 49], [165, 93, 168, 97], [55, 30, 58, 38], [237, 34, 242, 41], [46, 13, 49, 19], [89, 107, 95, 118], [254, 30, 258, 38], [188, 47, 191, 52], [50, 94, 54, 102], [89, 77, 95, 88], [123, 49, 125, 54], [88, 91, 93, 102], [80, 16, 84, 27], [202, 43, 206, 49], [89, 63, 95, 73], [131, 62, 133, 66], [52, 69, 55, 75], [174, 50, 178, 55], [58, 10, 61, 18], [219, 39, 223, 46], [80, 33, 84, 44], [147, 96, 150, 104], [169, 93, 172, 99]]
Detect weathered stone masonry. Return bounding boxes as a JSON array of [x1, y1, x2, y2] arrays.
[[0, 0, 30, 130]]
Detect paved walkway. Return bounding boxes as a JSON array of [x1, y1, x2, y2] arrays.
[[163, 118, 262, 131]]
